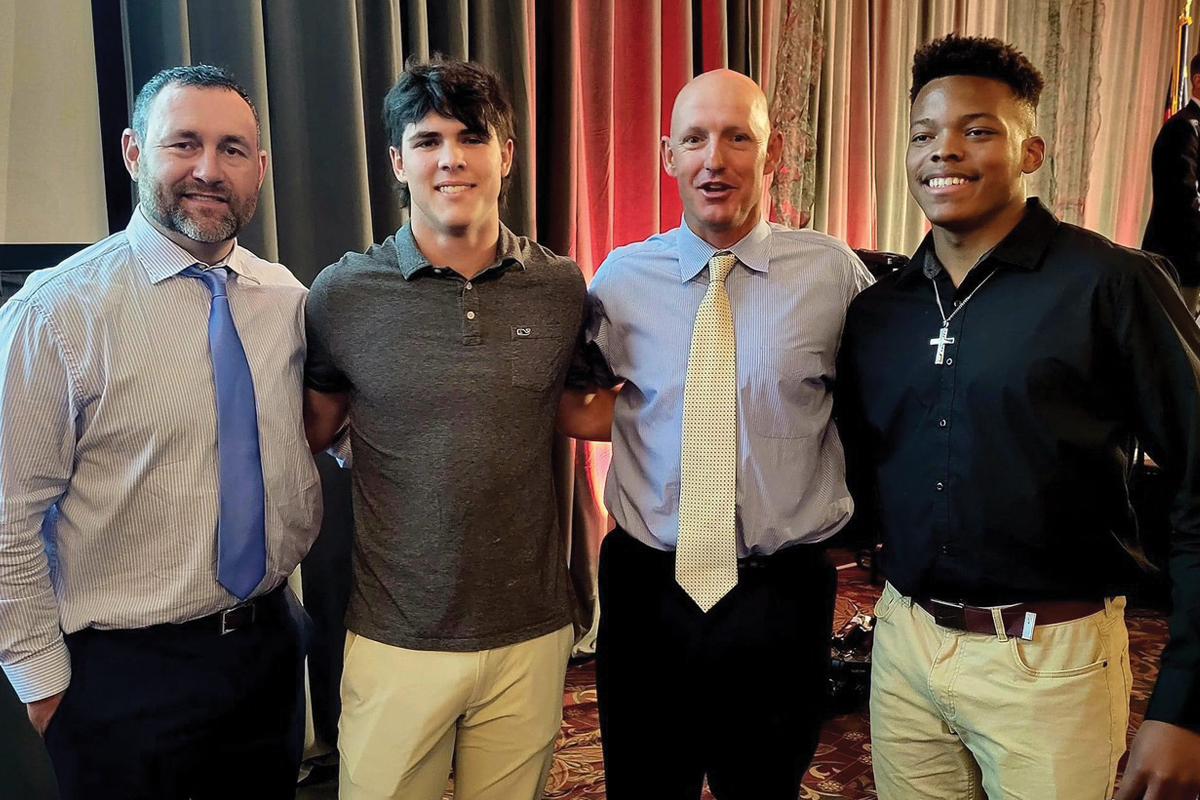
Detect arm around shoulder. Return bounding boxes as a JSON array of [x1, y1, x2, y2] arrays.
[[304, 388, 349, 453], [556, 386, 618, 442]]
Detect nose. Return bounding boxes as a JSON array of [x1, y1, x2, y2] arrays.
[[931, 131, 963, 163], [439, 140, 465, 170], [703, 139, 726, 171], [192, 146, 225, 183]]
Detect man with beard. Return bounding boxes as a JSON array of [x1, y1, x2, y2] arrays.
[[0, 65, 321, 799]]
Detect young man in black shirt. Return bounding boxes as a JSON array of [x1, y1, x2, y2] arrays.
[[838, 34, 1200, 800]]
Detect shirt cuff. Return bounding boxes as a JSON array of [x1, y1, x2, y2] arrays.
[[3, 641, 71, 704], [1145, 664, 1200, 733], [327, 427, 352, 468]]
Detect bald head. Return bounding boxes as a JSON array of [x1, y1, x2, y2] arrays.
[[670, 69, 771, 141], [663, 69, 781, 248]]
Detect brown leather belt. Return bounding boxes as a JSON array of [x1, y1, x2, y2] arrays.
[[916, 598, 1105, 640]]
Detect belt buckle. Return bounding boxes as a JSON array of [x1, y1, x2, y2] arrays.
[[930, 599, 967, 630], [219, 602, 255, 635]]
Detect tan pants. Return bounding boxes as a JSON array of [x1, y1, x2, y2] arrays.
[[870, 582, 1131, 800], [337, 624, 573, 800]]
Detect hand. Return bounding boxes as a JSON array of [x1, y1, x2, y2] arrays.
[[25, 691, 65, 737], [1114, 720, 1200, 799]]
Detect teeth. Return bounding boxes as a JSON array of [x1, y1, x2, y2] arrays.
[[928, 176, 969, 188], [437, 185, 470, 194]]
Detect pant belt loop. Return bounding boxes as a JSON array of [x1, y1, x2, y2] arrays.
[[991, 607, 1009, 641]]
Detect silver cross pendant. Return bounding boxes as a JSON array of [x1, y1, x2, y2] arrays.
[[930, 326, 955, 365]]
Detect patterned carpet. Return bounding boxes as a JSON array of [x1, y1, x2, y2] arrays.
[[529, 565, 1169, 800]]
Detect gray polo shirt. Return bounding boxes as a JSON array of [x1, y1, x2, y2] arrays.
[[305, 222, 585, 651]]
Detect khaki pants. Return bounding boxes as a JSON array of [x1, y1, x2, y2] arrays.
[[338, 624, 573, 800], [870, 582, 1131, 800]]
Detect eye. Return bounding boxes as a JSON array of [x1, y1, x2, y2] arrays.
[[170, 141, 196, 150], [965, 128, 995, 137], [910, 133, 932, 144], [681, 134, 703, 145], [464, 135, 487, 145], [731, 133, 751, 142], [224, 146, 247, 157], [412, 139, 435, 148]]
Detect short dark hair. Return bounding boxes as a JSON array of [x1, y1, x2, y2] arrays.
[[382, 55, 515, 206], [132, 64, 260, 143], [1191, 52, 1200, 79], [910, 34, 1044, 116]]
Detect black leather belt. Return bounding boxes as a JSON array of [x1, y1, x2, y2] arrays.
[[175, 585, 284, 635]]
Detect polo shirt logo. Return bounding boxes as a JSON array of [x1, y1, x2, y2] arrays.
[[516, 327, 532, 337]]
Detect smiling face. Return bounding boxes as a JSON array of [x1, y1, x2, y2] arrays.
[[906, 75, 1044, 241], [122, 84, 266, 258], [391, 112, 513, 238], [663, 70, 782, 249]]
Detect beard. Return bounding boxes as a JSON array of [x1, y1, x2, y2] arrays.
[[139, 178, 258, 244]]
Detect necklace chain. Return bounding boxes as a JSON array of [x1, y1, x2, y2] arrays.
[[933, 267, 998, 327]]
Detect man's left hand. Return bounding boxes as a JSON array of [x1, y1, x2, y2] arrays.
[[1114, 720, 1200, 799]]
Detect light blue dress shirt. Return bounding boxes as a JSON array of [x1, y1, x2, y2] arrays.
[[588, 218, 873, 556], [0, 208, 321, 703]]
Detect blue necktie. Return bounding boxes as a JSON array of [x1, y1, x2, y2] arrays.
[[183, 265, 267, 600]]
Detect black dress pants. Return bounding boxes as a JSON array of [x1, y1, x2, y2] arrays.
[[43, 588, 305, 800], [596, 526, 835, 800]]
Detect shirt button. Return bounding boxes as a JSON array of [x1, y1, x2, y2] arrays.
[[935, 482, 945, 491], [944, 357, 954, 366], [953, 300, 960, 307], [938, 419, 947, 428], [465, 282, 473, 290], [941, 544, 950, 554], [466, 311, 476, 320]]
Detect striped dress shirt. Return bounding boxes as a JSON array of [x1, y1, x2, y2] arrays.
[[588, 218, 873, 556], [0, 207, 321, 703]]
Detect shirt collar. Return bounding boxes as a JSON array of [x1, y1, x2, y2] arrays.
[[898, 197, 1060, 287], [676, 216, 772, 283], [128, 205, 259, 285], [393, 220, 527, 280]]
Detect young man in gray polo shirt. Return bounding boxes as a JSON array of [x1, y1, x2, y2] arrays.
[[303, 58, 586, 800]]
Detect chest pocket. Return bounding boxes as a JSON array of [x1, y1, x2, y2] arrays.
[[511, 324, 565, 391], [747, 347, 828, 439]]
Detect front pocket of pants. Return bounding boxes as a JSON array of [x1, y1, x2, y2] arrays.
[[1008, 617, 1110, 678]]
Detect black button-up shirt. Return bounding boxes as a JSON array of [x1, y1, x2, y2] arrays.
[[837, 198, 1200, 728]]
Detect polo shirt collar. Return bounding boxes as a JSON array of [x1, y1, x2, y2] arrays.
[[393, 220, 527, 280], [898, 197, 1060, 287], [128, 205, 258, 285], [677, 216, 772, 283]]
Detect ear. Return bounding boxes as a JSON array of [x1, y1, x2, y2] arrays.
[[661, 135, 677, 177], [500, 138, 514, 178], [256, 150, 269, 191], [389, 145, 406, 183], [122, 128, 141, 181], [764, 128, 784, 174], [1021, 134, 1046, 175]]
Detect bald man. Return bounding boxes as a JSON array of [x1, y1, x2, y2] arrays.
[[562, 70, 873, 799]]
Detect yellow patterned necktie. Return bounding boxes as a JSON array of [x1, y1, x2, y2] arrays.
[[676, 251, 739, 611]]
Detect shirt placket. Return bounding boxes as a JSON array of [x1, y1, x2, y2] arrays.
[[931, 271, 973, 569]]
